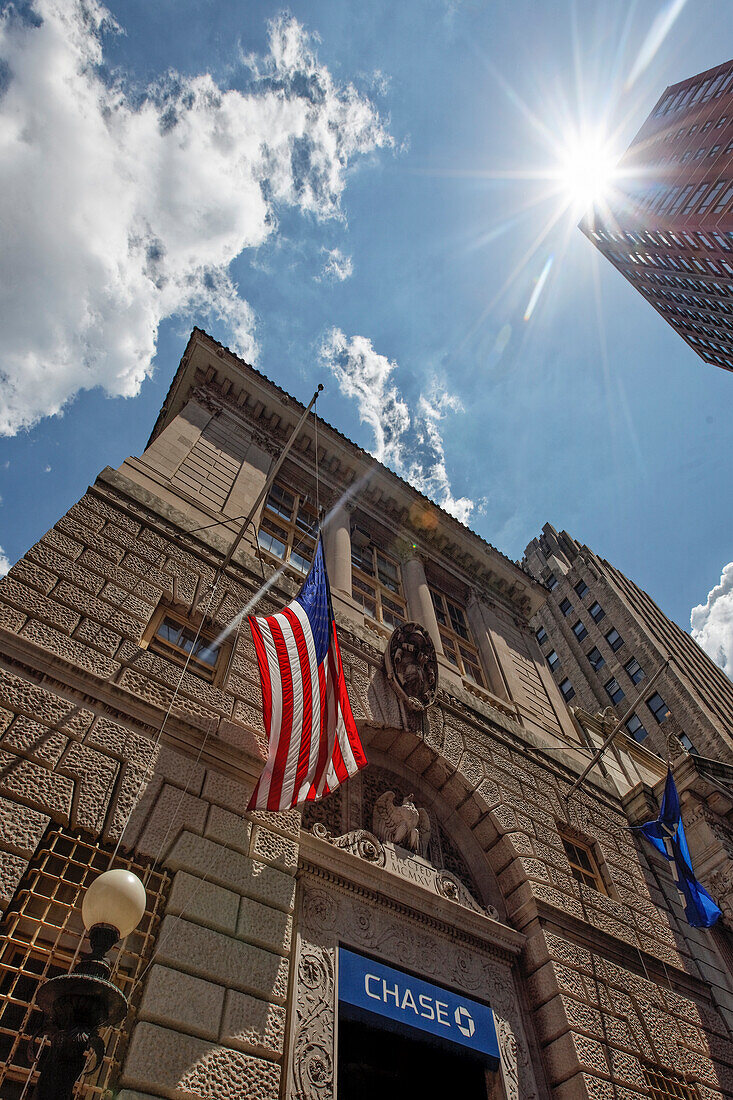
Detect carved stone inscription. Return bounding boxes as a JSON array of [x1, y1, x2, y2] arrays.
[[287, 880, 538, 1100]]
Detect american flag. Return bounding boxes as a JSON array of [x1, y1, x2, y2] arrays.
[[247, 537, 368, 811]]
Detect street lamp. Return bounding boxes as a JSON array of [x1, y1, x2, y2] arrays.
[[30, 868, 147, 1100]]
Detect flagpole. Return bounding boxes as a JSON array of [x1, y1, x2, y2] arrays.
[[564, 658, 671, 802], [215, 383, 324, 580]]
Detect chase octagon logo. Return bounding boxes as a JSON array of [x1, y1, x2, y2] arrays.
[[454, 1005, 475, 1038]]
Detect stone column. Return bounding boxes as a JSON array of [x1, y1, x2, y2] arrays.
[[466, 592, 509, 700], [401, 552, 444, 656], [323, 501, 353, 597]]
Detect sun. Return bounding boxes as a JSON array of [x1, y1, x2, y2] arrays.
[[555, 128, 619, 214]]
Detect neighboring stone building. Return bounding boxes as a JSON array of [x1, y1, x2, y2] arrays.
[[523, 523, 733, 765], [1, 330, 733, 1098]]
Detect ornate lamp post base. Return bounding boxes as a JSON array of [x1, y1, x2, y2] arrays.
[[31, 925, 128, 1100]]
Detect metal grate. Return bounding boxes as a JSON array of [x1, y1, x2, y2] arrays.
[[643, 1064, 700, 1100], [0, 827, 169, 1099]]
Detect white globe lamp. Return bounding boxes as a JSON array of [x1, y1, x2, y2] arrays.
[[82, 868, 147, 938]]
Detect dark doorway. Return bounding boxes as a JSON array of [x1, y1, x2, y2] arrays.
[[338, 1012, 489, 1099]]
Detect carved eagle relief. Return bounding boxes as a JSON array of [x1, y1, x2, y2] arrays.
[[373, 790, 432, 856]]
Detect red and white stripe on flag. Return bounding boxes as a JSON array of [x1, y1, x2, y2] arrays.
[[247, 598, 367, 811]]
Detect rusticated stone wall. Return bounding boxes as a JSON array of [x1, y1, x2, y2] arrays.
[[0, 482, 302, 1100], [1, 343, 733, 1099]]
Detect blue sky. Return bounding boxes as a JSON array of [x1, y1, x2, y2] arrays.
[[1, 0, 732, 667]]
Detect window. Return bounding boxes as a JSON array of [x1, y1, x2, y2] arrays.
[[605, 677, 625, 705], [258, 481, 317, 574], [679, 732, 699, 755], [559, 678, 575, 702], [560, 833, 606, 892], [572, 620, 588, 642], [351, 529, 406, 629], [589, 601, 605, 623], [624, 657, 645, 685], [642, 1063, 699, 1099], [647, 692, 671, 723], [546, 572, 559, 590], [626, 713, 648, 743], [0, 827, 169, 1098], [430, 589, 485, 686], [574, 579, 589, 598], [713, 181, 733, 212], [605, 627, 624, 652], [547, 650, 559, 670], [536, 626, 548, 646], [147, 609, 225, 683], [559, 597, 573, 617], [587, 646, 605, 671]]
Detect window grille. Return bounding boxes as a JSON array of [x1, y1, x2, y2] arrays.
[[0, 827, 169, 1099], [642, 1064, 699, 1099]]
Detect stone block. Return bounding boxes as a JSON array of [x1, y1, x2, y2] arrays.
[[205, 804, 251, 854], [166, 832, 296, 914], [154, 916, 289, 1004], [138, 964, 225, 1041], [202, 772, 254, 816], [75, 618, 123, 656], [20, 619, 120, 678], [216, 718, 267, 760], [220, 990, 286, 1059], [0, 753, 74, 819], [122, 1022, 281, 1099], [0, 601, 26, 632], [544, 1031, 609, 1086], [0, 668, 75, 727], [0, 797, 50, 857], [168, 870, 239, 936], [0, 848, 28, 907], [137, 785, 209, 861], [0, 576, 80, 633], [247, 805, 301, 841], [237, 895, 292, 956], [3, 716, 68, 765], [28, 542, 105, 594], [60, 742, 118, 832], [7, 558, 57, 595], [250, 826, 297, 874]]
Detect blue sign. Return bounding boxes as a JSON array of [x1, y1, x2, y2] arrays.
[[338, 947, 499, 1067]]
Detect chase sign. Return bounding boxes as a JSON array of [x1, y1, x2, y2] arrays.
[[338, 947, 499, 1067]]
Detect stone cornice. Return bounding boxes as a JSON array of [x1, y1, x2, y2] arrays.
[[298, 829, 524, 962], [147, 329, 542, 621]]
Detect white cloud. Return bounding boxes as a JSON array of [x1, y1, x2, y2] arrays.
[[0, 2, 391, 435], [318, 247, 353, 282], [691, 563, 733, 679], [319, 328, 475, 523], [0, 547, 10, 577]]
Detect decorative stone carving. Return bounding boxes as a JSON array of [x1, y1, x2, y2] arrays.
[[384, 621, 438, 711], [373, 790, 431, 854], [288, 880, 538, 1100], [311, 823, 386, 867], [311, 822, 496, 920]]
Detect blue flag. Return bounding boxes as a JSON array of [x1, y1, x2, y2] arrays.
[[635, 768, 721, 928]]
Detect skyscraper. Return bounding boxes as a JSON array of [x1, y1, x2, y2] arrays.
[[581, 58, 733, 372], [524, 522, 733, 764]]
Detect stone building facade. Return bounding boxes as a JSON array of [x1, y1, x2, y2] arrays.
[[0, 330, 733, 1098]]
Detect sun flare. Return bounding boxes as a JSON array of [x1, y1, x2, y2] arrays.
[[556, 129, 619, 213]]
